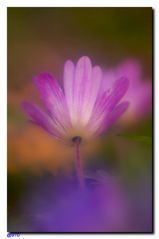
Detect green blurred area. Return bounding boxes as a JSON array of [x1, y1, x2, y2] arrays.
[[8, 7, 152, 89]]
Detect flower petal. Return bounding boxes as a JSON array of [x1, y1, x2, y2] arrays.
[[33, 72, 71, 129], [86, 91, 108, 133], [73, 56, 92, 124], [100, 70, 116, 93], [81, 65, 102, 125], [105, 77, 129, 112], [105, 101, 130, 130], [22, 101, 64, 139], [63, 60, 75, 122], [92, 101, 129, 136]]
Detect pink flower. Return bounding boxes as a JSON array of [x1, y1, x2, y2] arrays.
[[102, 59, 152, 124], [22, 56, 129, 143]]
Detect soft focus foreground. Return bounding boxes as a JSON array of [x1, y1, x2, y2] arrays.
[[8, 8, 152, 232]]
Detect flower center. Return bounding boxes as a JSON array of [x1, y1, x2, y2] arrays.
[[71, 136, 82, 144]]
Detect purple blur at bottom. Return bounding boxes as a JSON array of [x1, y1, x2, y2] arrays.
[[22, 172, 152, 232]]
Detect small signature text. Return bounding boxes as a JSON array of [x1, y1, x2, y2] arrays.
[[7, 233, 21, 237]]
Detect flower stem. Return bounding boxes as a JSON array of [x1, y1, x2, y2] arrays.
[[74, 140, 85, 191]]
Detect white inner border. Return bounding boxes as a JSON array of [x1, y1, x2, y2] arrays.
[[0, 0, 158, 238]]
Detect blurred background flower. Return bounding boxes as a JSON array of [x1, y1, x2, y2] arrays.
[[102, 59, 152, 125], [8, 7, 152, 232]]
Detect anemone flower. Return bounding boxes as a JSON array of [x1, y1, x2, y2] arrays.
[[102, 59, 152, 124], [22, 56, 129, 190]]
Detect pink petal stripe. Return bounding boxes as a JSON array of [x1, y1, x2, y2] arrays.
[[73, 56, 92, 123], [87, 91, 108, 130], [105, 77, 129, 112], [87, 77, 129, 134], [22, 101, 63, 139], [98, 101, 130, 135], [33, 72, 71, 130], [90, 77, 129, 126], [80, 65, 102, 125], [63, 60, 75, 122]]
